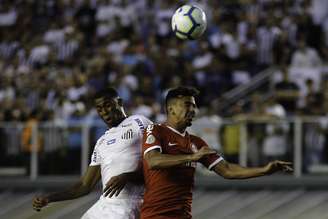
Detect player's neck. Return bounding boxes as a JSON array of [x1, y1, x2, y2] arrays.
[[111, 115, 128, 128], [166, 119, 186, 133]]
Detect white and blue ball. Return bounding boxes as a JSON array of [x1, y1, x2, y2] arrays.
[[171, 5, 207, 40]]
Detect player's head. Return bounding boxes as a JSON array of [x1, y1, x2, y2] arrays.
[[165, 86, 199, 128], [94, 87, 127, 127]]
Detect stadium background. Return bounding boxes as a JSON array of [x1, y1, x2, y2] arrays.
[[1, 0, 328, 218]]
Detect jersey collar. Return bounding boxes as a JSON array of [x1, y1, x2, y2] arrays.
[[165, 124, 186, 137], [106, 116, 129, 133]]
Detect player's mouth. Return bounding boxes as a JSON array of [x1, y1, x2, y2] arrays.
[[104, 117, 112, 124], [186, 112, 195, 118], [186, 115, 194, 122]]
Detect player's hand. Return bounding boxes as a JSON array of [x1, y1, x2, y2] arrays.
[[103, 173, 128, 198], [32, 196, 49, 211], [191, 147, 217, 161], [264, 160, 293, 175]]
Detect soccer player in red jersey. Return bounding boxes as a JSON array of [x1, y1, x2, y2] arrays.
[[140, 86, 292, 219]]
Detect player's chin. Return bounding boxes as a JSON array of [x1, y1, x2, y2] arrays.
[[186, 121, 193, 127]]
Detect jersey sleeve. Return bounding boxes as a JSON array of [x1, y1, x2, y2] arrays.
[[133, 115, 153, 133], [192, 136, 224, 170], [140, 115, 153, 129], [89, 138, 103, 166], [143, 124, 162, 157]]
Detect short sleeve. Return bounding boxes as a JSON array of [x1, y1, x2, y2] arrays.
[[192, 136, 224, 170], [133, 115, 153, 132], [140, 115, 153, 129], [143, 124, 162, 156], [89, 138, 103, 166]]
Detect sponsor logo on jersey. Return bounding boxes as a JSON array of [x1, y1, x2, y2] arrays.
[[185, 161, 197, 168], [92, 151, 97, 162], [122, 129, 133, 139], [146, 124, 154, 135], [98, 138, 105, 145], [168, 142, 177, 147], [134, 118, 145, 130], [121, 123, 132, 127], [107, 139, 116, 145], [145, 134, 156, 144]]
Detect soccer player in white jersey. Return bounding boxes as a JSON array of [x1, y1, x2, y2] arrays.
[[32, 87, 152, 219]]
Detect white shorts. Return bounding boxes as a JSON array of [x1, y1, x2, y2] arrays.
[[81, 196, 142, 219]]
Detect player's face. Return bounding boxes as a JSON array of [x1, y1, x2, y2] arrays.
[[171, 96, 197, 127], [95, 96, 126, 127]]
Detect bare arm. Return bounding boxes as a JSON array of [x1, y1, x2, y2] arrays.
[[144, 147, 216, 170], [103, 165, 144, 198], [33, 165, 101, 211], [214, 160, 293, 179]]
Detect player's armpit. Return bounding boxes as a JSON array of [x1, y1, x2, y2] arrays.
[[82, 165, 101, 189]]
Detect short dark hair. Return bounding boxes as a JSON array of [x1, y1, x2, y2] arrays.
[[165, 86, 199, 107], [94, 87, 119, 100]]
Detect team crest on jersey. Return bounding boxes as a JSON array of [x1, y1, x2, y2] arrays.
[[191, 143, 198, 153], [122, 129, 133, 139], [145, 134, 155, 144]]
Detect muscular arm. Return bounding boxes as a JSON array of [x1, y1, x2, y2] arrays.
[[33, 166, 101, 211], [48, 165, 101, 201], [144, 147, 216, 170], [214, 160, 293, 179]]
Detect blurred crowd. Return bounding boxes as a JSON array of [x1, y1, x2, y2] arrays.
[[0, 0, 327, 124], [1, 0, 328, 173]]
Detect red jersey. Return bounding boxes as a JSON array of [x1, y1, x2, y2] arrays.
[[141, 124, 223, 219]]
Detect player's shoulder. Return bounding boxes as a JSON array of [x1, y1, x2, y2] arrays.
[[94, 131, 109, 148], [150, 123, 167, 130], [145, 123, 167, 134], [128, 114, 152, 126], [189, 133, 207, 145], [189, 134, 202, 141]]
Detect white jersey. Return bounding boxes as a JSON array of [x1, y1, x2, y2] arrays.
[[90, 114, 152, 199]]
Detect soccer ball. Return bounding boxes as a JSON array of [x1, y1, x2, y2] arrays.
[[171, 5, 207, 40]]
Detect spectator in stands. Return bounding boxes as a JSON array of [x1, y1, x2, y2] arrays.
[[0, 111, 6, 165], [256, 17, 281, 69], [262, 96, 289, 163], [302, 93, 327, 172], [0, 0, 327, 125], [291, 36, 322, 68], [21, 110, 43, 154], [21, 110, 43, 174], [274, 66, 300, 115], [303, 78, 318, 114], [220, 103, 242, 163], [74, 0, 96, 47]]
